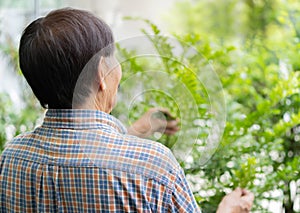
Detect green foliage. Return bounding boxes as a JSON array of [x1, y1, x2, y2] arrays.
[[233, 157, 257, 189], [0, 92, 42, 152], [161, 1, 300, 212], [114, 5, 300, 210]]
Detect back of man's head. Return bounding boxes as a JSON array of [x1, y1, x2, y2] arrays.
[[19, 8, 114, 109]]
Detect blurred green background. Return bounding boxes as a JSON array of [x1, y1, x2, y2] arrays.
[[0, 0, 299, 212]]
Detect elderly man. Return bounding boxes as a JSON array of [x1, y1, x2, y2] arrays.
[[0, 8, 253, 212]]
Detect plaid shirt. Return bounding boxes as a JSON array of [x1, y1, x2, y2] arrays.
[[0, 109, 201, 212]]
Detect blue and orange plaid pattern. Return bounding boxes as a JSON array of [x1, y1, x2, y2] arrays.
[[0, 109, 201, 212]]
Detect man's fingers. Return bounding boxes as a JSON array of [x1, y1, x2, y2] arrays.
[[157, 125, 180, 134], [166, 119, 179, 128], [151, 117, 179, 128], [164, 127, 180, 135], [152, 119, 180, 135], [152, 107, 171, 115], [148, 107, 170, 117], [240, 189, 254, 212], [229, 187, 243, 198], [239, 199, 252, 212], [241, 191, 254, 205], [217, 188, 254, 213], [150, 108, 176, 120], [152, 118, 167, 127]]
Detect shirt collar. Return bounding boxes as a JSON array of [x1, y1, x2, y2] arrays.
[[42, 109, 127, 134]]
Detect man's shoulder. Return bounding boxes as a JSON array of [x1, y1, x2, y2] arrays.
[[123, 134, 180, 174], [90, 132, 181, 186], [0, 131, 40, 159]]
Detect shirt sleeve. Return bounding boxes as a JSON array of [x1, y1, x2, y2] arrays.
[[168, 167, 202, 213]]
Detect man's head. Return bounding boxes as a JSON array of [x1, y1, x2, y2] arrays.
[[19, 8, 120, 110]]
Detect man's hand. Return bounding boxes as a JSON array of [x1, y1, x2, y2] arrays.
[[127, 108, 180, 138], [217, 188, 254, 213]]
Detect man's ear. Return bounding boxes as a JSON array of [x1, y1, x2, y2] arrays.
[[97, 57, 107, 91]]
